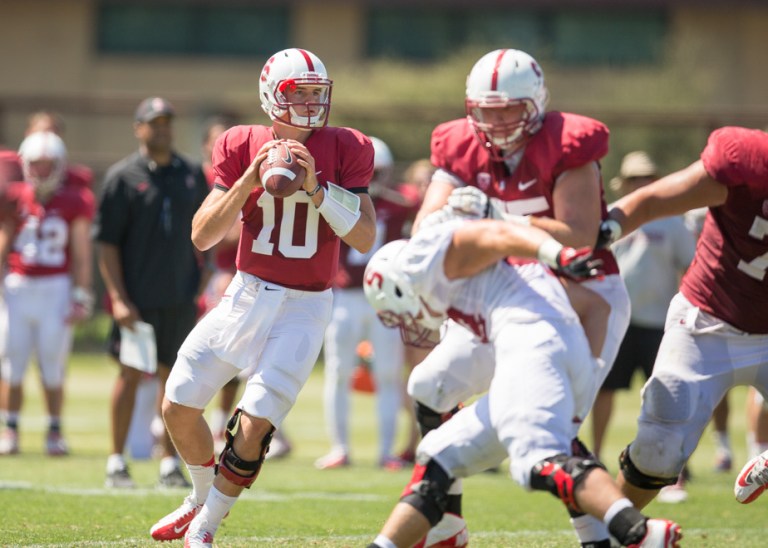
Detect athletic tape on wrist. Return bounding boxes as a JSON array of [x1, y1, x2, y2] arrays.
[[537, 239, 564, 269], [317, 182, 361, 237]]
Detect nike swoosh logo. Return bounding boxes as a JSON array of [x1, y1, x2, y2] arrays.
[[173, 523, 190, 534], [281, 146, 292, 164], [738, 461, 759, 487], [518, 178, 537, 191], [265, 286, 279, 291]]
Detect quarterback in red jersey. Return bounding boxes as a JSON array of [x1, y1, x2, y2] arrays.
[[0, 131, 95, 457], [594, 127, 768, 509], [407, 49, 630, 547], [317, 136, 418, 471], [153, 48, 376, 546]]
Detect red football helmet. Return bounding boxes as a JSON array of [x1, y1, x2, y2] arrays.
[[259, 48, 333, 129], [363, 240, 443, 348], [465, 49, 549, 158]]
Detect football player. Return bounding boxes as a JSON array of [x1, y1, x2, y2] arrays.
[[150, 48, 376, 546], [406, 48, 630, 546], [363, 216, 682, 548], [0, 131, 95, 457], [316, 136, 417, 471], [592, 127, 768, 510]]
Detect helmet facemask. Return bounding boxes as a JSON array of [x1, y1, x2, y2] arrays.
[[273, 78, 332, 129], [466, 96, 544, 158]]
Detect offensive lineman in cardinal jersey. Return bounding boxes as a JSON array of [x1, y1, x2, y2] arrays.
[[151, 48, 376, 547], [0, 131, 95, 457], [592, 127, 768, 509], [406, 49, 630, 547]]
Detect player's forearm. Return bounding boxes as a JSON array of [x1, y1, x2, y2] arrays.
[[191, 187, 247, 251], [610, 160, 726, 236], [528, 215, 597, 249], [70, 219, 93, 291], [412, 179, 455, 234], [339, 199, 376, 253], [97, 243, 129, 305]]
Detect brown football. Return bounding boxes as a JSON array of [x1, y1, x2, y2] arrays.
[[259, 141, 306, 198]]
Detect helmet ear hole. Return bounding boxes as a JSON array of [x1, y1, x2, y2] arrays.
[[394, 286, 403, 298]]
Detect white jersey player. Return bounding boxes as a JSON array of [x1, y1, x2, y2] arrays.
[[363, 218, 682, 548]]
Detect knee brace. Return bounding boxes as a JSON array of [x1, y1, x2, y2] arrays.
[[399, 459, 455, 526], [216, 409, 274, 489], [618, 445, 678, 490], [530, 454, 606, 513], [415, 402, 462, 438]]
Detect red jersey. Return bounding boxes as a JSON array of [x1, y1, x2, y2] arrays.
[[335, 190, 418, 288], [203, 162, 238, 271], [212, 125, 373, 291], [431, 112, 618, 274], [6, 176, 95, 277], [681, 127, 768, 333]]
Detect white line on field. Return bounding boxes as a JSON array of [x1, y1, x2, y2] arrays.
[[0, 480, 384, 502]]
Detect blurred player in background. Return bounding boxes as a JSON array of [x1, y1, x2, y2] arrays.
[[396, 158, 436, 463], [151, 48, 376, 546], [591, 152, 696, 505], [0, 131, 95, 456], [591, 127, 768, 510], [363, 216, 681, 548], [316, 136, 417, 471], [405, 48, 630, 547], [590, 152, 696, 456], [95, 97, 210, 488]]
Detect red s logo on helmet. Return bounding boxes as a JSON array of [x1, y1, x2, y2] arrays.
[[364, 271, 383, 290]]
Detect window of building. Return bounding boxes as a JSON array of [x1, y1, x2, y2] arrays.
[[97, 2, 288, 57], [367, 7, 666, 65]]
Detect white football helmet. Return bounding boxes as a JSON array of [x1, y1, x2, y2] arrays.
[[18, 131, 67, 197], [369, 136, 394, 192], [259, 48, 332, 129], [465, 49, 549, 157], [363, 240, 443, 348]]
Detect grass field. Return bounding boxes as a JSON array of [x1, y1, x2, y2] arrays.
[[0, 351, 765, 547]]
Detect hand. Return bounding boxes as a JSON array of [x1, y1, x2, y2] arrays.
[[447, 187, 488, 218], [417, 205, 459, 232], [66, 287, 94, 324], [284, 140, 318, 193], [555, 246, 604, 281], [242, 140, 277, 190], [594, 219, 622, 250]]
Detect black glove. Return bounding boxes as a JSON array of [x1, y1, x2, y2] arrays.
[[555, 246, 604, 281], [594, 219, 622, 250]]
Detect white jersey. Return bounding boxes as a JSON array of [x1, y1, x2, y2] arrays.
[[402, 220, 580, 343]]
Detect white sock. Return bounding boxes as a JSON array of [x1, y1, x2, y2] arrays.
[[198, 486, 238, 535], [603, 498, 633, 526], [106, 453, 126, 473], [372, 534, 398, 548], [571, 514, 610, 544], [160, 456, 180, 475], [187, 457, 216, 505], [715, 431, 731, 453], [448, 478, 463, 496]]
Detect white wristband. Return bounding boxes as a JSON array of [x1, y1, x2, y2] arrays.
[[537, 239, 564, 269], [317, 182, 362, 237]]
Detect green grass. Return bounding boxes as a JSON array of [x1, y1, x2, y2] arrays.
[[0, 353, 764, 546]]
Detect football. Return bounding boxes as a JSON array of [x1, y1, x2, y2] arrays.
[[259, 141, 306, 198]]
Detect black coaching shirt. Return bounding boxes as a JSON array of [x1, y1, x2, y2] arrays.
[[94, 151, 209, 309]]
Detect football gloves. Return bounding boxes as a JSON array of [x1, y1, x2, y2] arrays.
[[594, 218, 622, 250]]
